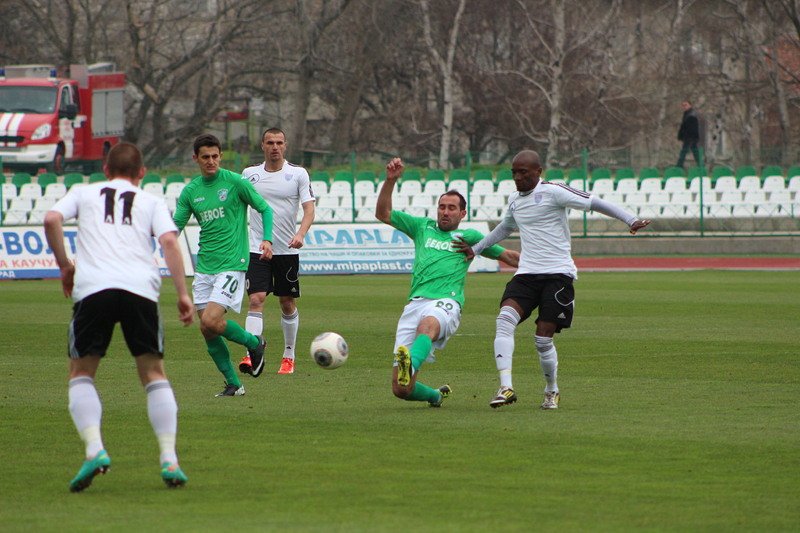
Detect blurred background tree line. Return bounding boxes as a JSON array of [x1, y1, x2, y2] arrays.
[[2, 0, 798, 171]]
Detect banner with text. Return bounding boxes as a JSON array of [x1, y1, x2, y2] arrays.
[[182, 222, 500, 275], [0, 226, 194, 280]]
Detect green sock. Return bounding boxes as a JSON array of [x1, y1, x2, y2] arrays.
[[205, 336, 241, 387], [406, 382, 441, 403], [410, 334, 433, 372], [223, 320, 259, 350]]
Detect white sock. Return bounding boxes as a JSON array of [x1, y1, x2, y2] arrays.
[[495, 306, 520, 389], [245, 311, 263, 356], [146, 380, 179, 465], [535, 335, 558, 393], [68, 376, 104, 459], [281, 310, 299, 359]]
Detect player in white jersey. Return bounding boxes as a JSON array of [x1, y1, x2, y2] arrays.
[[457, 150, 650, 410], [44, 142, 195, 492], [239, 127, 315, 375]]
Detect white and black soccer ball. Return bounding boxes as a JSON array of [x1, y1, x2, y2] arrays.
[[310, 332, 348, 369]]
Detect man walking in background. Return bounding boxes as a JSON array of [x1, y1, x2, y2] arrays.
[[676, 100, 702, 168], [44, 142, 194, 491], [239, 127, 315, 376]]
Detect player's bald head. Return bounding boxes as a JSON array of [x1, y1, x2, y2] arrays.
[[512, 150, 541, 169]]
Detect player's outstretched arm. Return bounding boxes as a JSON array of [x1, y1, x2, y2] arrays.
[[376, 157, 403, 224], [499, 249, 520, 268], [43, 210, 74, 297], [159, 231, 195, 326]]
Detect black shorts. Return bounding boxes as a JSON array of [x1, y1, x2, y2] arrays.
[[246, 253, 301, 297], [68, 289, 163, 358], [500, 274, 575, 332]]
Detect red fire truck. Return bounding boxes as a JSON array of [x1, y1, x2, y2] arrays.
[[0, 63, 125, 174]]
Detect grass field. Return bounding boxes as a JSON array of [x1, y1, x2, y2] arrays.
[[1, 271, 799, 531]]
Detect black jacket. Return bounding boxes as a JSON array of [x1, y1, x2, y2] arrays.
[[678, 108, 700, 142]]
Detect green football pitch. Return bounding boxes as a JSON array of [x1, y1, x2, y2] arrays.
[[1, 272, 798, 531]]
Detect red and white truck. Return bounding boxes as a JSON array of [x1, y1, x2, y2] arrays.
[[0, 63, 125, 174]]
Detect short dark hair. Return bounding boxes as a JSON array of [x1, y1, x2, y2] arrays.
[[261, 127, 286, 141], [106, 142, 142, 179], [193, 133, 222, 155], [440, 190, 466, 210]]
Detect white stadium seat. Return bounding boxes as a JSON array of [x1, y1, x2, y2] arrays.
[[8, 197, 33, 212], [165, 181, 186, 199], [43, 182, 67, 200], [310, 180, 328, 196], [761, 176, 786, 193], [423, 180, 447, 197], [663, 177, 687, 193], [590, 179, 614, 195], [18, 183, 42, 200], [447, 179, 469, 196], [471, 179, 495, 198], [713, 176, 737, 193], [3, 209, 29, 225], [354, 181, 375, 196], [738, 176, 761, 192], [615, 178, 639, 194], [143, 182, 164, 197], [689, 176, 712, 195], [473, 193, 505, 221], [639, 178, 662, 193]]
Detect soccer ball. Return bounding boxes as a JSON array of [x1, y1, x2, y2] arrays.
[[310, 332, 348, 369]]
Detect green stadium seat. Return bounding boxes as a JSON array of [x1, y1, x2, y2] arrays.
[[495, 169, 512, 181], [36, 173, 58, 188], [64, 173, 85, 188], [590, 167, 611, 181], [333, 170, 353, 182], [639, 167, 660, 180], [760, 165, 783, 179], [787, 165, 800, 179], [711, 166, 734, 183], [615, 168, 635, 181], [12, 172, 32, 189], [311, 171, 330, 183], [165, 174, 187, 185], [663, 166, 685, 180], [544, 168, 564, 181], [567, 168, 587, 181], [403, 168, 423, 181], [448, 168, 469, 182], [355, 170, 377, 183], [88, 172, 106, 183], [687, 166, 705, 180], [473, 169, 493, 182], [735, 165, 757, 183], [425, 169, 446, 182], [141, 174, 162, 186]]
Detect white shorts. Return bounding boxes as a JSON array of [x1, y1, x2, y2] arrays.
[[393, 298, 462, 364], [193, 271, 247, 313]]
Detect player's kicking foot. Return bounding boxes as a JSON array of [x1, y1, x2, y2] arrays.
[[161, 462, 188, 488], [239, 355, 252, 375], [489, 387, 517, 409], [541, 391, 560, 410], [247, 335, 266, 377], [277, 357, 295, 374], [429, 384, 452, 407], [215, 382, 245, 397], [394, 345, 411, 387], [69, 450, 111, 493]]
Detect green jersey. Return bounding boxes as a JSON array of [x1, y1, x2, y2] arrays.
[[174, 168, 273, 274], [390, 210, 505, 307]]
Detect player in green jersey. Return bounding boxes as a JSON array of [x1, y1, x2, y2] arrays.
[[376, 158, 520, 407], [173, 134, 274, 397]]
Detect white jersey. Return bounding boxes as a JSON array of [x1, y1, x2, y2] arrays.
[[243, 161, 314, 255], [51, 179, 177, 303], [504, 182, 592, 279]]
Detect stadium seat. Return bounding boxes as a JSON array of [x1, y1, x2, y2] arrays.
[[735, 165, 758, 183], [709, 191, 742, 218], [311, 180, 329, 197], [567, 168, 587, 182], [333, 170, 353, 183], [165, 181, 186, 199], [761, 165, 783, 179], [686, 166, 706, 181], [711, 166, 734, 183], [141, 173, 162, 186], [354, 180, 375, 197], [737, 176, 761, 192], [590, 179, 614, 195], [615, 167, 635, 181], [473, 169, 493, 182], [473, 193, 505, 221], [11, 172, 32, 190], [425, 169, 446, 182], [8, 197, 33, 212], [2, 183, 18, 207], [742, 191, 768, 217], [406, 206, 428, 218], [663, 166, 685, 180], [64, 173, 85, 188], [616, 178, 639, 194], [329, 180, 352, 198], [713, 176, 737, 193], [43, 182, 67, 200], [311, 171, 330, 184], [624, 191, 648, 213], [639, 178, 662, 193], [667, 190, 694, 218], [27, 208, 49, 224], [447, 179, 469, 196], [143, 182, 164, 197], [495, 168, 512, 182], [399, 179, 423, 197], [402, 168, 423, 182], [355, 206, 377, 221], [689, 176, 713, 195], [638, 167, 660, 180], [88, 172, 106, 183], [598, 191, 624, 204], [663, 177, 687, 193], [544, 168, 564, 182], [356, 170, 377, 184], [471, 179, 495, 199], [315, 196, 339, 221], [766, 190, 793, 215], [448, 168, 469, 183], [762, 175, 786, 193], [36, 173, 58, 188], [591, 167, 612, 182], [18, 183, 42, 200], [496, 179, 517, 197]]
